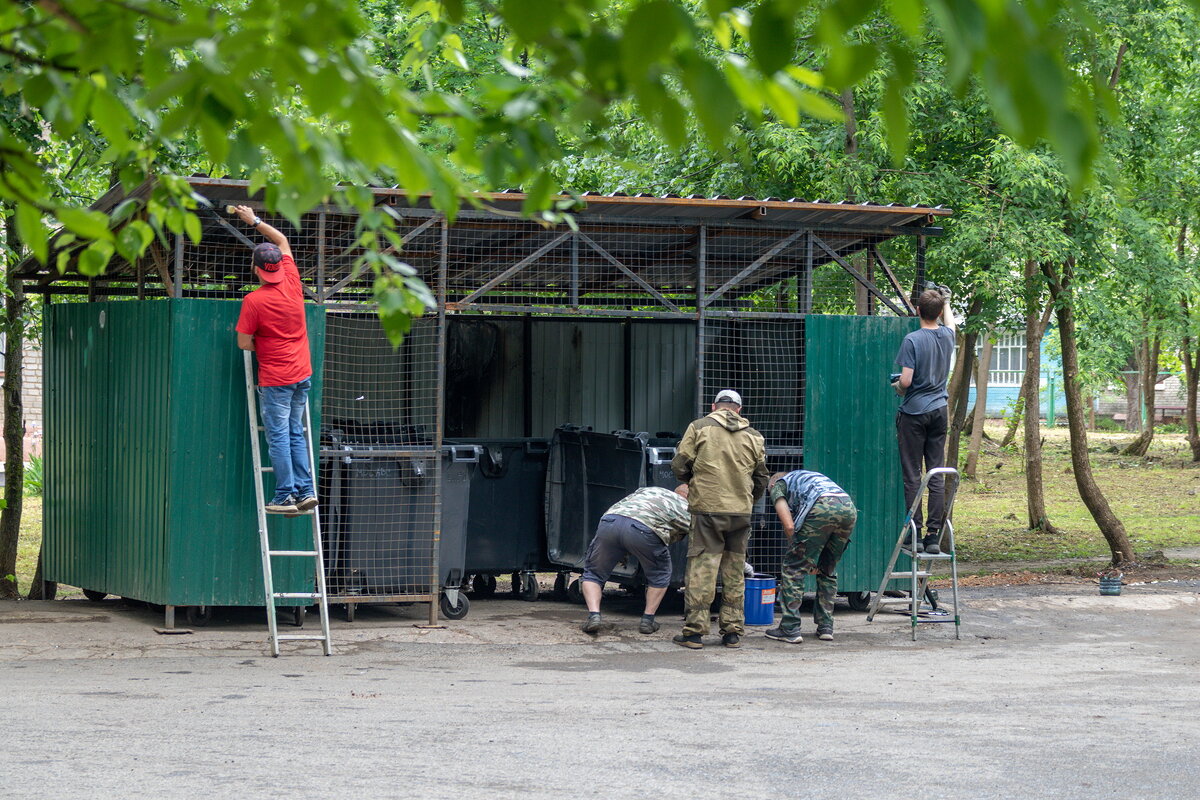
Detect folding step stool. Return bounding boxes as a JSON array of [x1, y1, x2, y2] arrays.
[[867, 466, 962, 640]]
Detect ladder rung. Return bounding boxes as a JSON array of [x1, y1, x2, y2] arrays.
[[889, 571, 931, 579], [876, 597, 915, 604], [259, 466, 274, 473], [276, 634, 329, 641], [901, 550, 955, 559], [273, 592, 322, 599], [916, 617, 958, 623], [269, 550, 319, 557]]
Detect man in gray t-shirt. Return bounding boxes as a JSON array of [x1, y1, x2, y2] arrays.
[[893, 287, 956, 553]]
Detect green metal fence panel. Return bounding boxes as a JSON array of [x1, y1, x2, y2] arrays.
[[44, 299, 325, 608], [45, 303, 118, 595], [803, 314, 918, 592], [166, 300, 325, 606]]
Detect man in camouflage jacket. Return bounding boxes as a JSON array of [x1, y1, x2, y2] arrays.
[[580, 484, 691, 635], [670, 390, 769, 649], [764, 470, 858, 643]]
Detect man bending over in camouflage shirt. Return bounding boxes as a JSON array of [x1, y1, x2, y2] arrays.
[[764, 470, 857, 643], [580, 485, 691, 635]]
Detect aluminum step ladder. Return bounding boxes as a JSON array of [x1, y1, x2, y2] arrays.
[[244, 351, 333, 656], [866, 466, 961, 640]]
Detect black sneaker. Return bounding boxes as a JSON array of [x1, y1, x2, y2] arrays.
[[722, 633, 742, 648], [672, 633, 703, 649], [922, 535, 941, 555], [581, 614, 602, 634], [638, 617, 660, 635], [912, 537, 925, 553], [296, 495, 319, 511], [817, 626, 834, 641], [265, 496, 298, 514], [764, 626, 803, 644]]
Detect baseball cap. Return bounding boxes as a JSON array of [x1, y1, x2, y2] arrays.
[[253, 243, 285, 284], [713, 389, 743, 406]]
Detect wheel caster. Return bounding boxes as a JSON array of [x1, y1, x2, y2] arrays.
[[288, 606, 305, 627], [519, 572, 540, 602], [83, 589, 107, 602], [344, 603, 356, 623], [474, 574, 497, 597], [567, 579, 584, 605], [186, 605, 212, 627], [553, 572, 568, 600], [510, 571, 522, 596], [439, 592, 470, 620], [846, 591, 872, 612]]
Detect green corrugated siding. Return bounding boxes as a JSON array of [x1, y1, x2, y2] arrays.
[[804, 314, 918, 592], [44, 299, 325, 607]]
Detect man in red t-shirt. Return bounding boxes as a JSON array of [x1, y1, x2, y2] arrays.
[[234, 204, 316, 515]]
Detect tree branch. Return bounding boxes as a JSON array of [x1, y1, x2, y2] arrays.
[[1108, 42, 1128, 90], [0, 43, 80, 73]]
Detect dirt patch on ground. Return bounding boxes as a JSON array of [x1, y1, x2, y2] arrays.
[[957, 562, 1200, 587]]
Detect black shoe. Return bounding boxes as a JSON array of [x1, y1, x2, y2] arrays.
[[817, 626, 834, 641], [912, 537, 925, 553], [265, 495, 298, 514], [638, 617, 660, 635], [722, 633, 742, 648], [581, 614, 601, 634], [296, 495, 319, 511], [922, 535, 941, 555], [672, 633, 703, 649], [764, 626, 803, 644]]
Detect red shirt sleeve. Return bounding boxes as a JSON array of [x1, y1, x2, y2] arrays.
[[236, 294, 259, 335]]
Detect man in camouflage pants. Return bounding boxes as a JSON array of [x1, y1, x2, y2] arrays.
[[764, 470, 857, 643], [671, 390, 769, 650]]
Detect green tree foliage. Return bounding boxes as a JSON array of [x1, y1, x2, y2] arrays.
[[1, 0, 1176, 341]]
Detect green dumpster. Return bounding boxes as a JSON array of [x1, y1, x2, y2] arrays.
[[43, 298, 325, 624]]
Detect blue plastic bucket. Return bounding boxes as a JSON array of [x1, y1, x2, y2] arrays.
[[743, 574, 777, 626]]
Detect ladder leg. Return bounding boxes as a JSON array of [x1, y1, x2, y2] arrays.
[[247, 351, 281, 657], [304, 400, 333, 656]]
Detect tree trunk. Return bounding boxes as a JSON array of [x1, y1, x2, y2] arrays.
[[999, 383, 1026, 449], [0, 208, 25, 599], [1184, 331, 1199, 462], [1122, 333, 1160, 457], [965, 334, 993, 478], [0, 209, 25, 597], [945, 296, 984, 469], [1020, 261, 1056, 533], [1044, 258, 1134, 565]]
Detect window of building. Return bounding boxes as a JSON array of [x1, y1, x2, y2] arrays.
[[976, 332, 1025, 386]]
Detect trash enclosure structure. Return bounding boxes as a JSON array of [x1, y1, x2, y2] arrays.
[[20, 177, 949, 621], [41, 299, 325, 627]]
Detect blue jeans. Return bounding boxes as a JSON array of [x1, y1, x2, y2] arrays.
[[258, 378, 314, 504]]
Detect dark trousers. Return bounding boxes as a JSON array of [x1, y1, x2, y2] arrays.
[[896, 408, 948, 534]]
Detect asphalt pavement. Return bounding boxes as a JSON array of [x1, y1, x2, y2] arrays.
[[2, 582, 1198, 799]]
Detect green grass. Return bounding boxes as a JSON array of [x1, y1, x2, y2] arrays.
[[954, 425, 1200, 563]]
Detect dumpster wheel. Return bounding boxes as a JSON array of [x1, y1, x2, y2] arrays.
[[519, 572, 540, 602], [566, 579, 585, 605], [440, 592, 470, 620], [186, 605, 213, 627], [473, 574, 498, 597], [553, 572, 569, 599], [83, 589, 108, 602], [845, 591, 872, 612]]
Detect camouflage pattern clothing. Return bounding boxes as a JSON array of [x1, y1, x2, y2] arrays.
[[671, 409, 769, 514], [771, 476, 857, 632], [604, 487, 691, 545], [682, 513, 751, 637]]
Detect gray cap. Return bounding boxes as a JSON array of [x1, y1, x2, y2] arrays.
[[713, 389, 743, 406]]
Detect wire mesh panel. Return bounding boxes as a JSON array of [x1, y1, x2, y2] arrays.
[[319, 311, 449, 610]]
